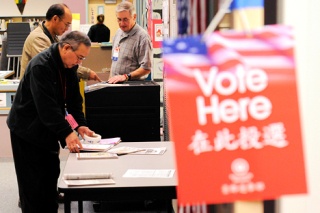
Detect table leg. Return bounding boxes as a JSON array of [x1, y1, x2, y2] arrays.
[[64, 200, 71, 213], [166, 199, 174, 213], [78, 200, 83, 213]]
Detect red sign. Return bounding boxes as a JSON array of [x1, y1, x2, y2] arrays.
[[163, 25, 307, 206], [146, 0, 162, 48]]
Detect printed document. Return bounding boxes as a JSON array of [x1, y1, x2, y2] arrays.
[[123, 169, 175, 178]]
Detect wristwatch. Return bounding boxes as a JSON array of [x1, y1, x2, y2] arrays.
[[127, 73, 131, 81]]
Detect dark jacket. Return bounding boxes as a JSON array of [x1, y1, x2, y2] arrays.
[[7, 43, 87, 150], [87, 24, 110, 43]]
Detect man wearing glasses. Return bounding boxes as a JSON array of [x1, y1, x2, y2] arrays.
[[108, 1, 152, 84], [17, 4, 99, 207], [20, 3, 101, 82], [7, 31, 95, 213]]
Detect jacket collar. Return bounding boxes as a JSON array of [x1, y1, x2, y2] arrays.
[[41, 21, 58, 44]]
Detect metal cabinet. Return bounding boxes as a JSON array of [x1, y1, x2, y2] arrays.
[[85, 81, 161, 142]]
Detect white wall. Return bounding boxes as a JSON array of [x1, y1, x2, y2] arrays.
[[0, 0, 62, 17], [0, 0, 21, 16], [277, 0, 320, 212], [23, 0, 62, 16]]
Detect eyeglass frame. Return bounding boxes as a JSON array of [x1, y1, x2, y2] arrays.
[[64, 42, 86, 61], [117, 17, 131, 23], [58, 16, 71, 28], [73, 51, 86, 62], [71, 48, 86, 61]]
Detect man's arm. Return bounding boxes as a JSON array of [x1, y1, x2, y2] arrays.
[[130, 67, 151, 80], [108, 67, 150, 84], [77, 65, 102, 81], [108, 32, 152, 84]]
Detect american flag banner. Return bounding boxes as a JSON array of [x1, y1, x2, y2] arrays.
[[163, 25, 307, 206], [177, 0, 208, 36]]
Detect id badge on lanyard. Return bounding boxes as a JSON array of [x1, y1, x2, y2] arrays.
[[65, 109, 79, 129], [112, 46, 120, 61]]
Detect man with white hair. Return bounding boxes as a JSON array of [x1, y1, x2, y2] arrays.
[[108, 1, 152, 84]]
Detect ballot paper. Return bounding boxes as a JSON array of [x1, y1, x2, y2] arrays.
[[108, 146, 145, 155], [123, 169, 175, 178], [63, 173, 115, 186], [130, 147, 167, 155], [81, 144, 113, 152], [64, 179, 115, 186], [76, 152, 118, 160]]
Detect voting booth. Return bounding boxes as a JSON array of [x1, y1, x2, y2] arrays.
[[85, 81, 161, 142]]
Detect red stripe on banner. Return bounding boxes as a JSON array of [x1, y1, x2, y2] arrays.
[[237, 49, 294, 57], [190, 0, 197, 35], [196, 0, 201, 34], [200, 0, 207, 33], [207, 44, 226, 52], [208, 45, 294, 57], [189, 0, 207, 35], [214, 27, 293, 40]]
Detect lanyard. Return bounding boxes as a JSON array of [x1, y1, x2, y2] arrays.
[[58, 69, 66, 101]]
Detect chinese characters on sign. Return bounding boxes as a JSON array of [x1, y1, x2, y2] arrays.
[[190, 122, 288, 155]]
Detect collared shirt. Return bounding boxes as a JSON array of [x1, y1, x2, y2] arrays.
[[111, 23, 152, 79]]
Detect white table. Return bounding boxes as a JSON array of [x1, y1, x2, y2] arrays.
[[0, 70, 14, 79], [58, 141, 177, 213]]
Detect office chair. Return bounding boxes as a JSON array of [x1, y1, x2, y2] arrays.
[[6, 22, 30, 78]]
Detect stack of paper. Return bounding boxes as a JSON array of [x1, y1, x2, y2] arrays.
[[99, 137, 121, 145], [131, 147, 167, 155], [63, 173, 115, 186], [80, 137, 121, 152], [76, 152, 118, 160], [81, 144, 113, 151], [108, 146, 145, 155]]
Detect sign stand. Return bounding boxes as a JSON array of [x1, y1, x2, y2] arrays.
[[231, 1, 264, 213]]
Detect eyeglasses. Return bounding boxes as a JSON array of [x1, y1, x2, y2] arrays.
[[73, 51, 86, 61], [117, 17, 130, 23], [67, 43, 86, 61], [59, 16, 71, 28]]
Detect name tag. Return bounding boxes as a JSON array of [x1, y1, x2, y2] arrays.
[[112, 47, 119, 61], [65, 114, 79, 129]]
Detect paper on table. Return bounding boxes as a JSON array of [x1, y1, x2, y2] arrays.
[[99, 137, 121, 145], [81, 144, 113, 152], [64, 179, 115, 186], [76, 152, 118, 160], [108, 146, 145, 155], [130, 147, 167, 155], [63, 173, 115, 186], [123, 169, 175, 178], [85, 82, 129, 92], [79, 137, 121, 152], [63, 173, 113, 180]]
